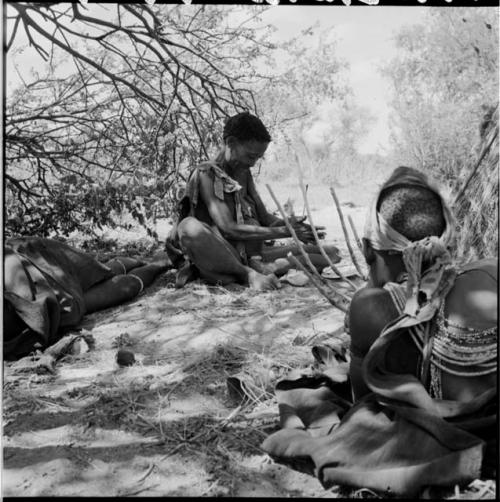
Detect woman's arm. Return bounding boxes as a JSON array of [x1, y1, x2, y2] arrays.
[[348, 287, 399, 399]]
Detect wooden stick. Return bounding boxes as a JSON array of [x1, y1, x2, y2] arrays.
[[348, 214, 364, 253], [302, 184, 308, 216], [453, 126, 498, 207], [294, 157, 357, 291], [266, 184, 327, 284], [329, 186, 367, 281], [326, 281, 353, 303], [287, 253, 348, 313], [287, 254, 353, 303]]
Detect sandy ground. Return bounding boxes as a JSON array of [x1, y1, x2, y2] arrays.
[[3, 199, 367, 498], [3, 279, 349, 497], [3, 188, 495, 499]]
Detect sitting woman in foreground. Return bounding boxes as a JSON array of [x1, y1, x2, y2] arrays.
[[347, 165, 497, 482], [263, 166, 497, 496], [349, 165, 497, 406]]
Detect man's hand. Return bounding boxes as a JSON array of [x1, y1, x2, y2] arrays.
[[291, 217, 326, 243], [270, 214, 325, 243]]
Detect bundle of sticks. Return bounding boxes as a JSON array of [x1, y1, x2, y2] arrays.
[[266, 158, 368, 314]]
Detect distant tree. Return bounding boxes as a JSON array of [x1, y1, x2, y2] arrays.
[[5, 3, 275, 237], [257, 28, 372, 184], [383, 7, 499, 184]]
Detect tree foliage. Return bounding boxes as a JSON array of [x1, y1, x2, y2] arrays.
[[5, 3, 275, 238], [6, 4, 376, 240], [257, 28, 373, 184], [454, 104, 498, 262], [383, 7, 499, 183]]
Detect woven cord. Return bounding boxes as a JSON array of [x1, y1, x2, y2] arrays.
[[129, 274, 144, 294], [419, 321, 435, 388], [119, 260, 127, 275], [431, 301, 497, 377]]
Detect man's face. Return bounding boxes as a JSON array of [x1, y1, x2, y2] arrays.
[[230, 139, 268, 168]]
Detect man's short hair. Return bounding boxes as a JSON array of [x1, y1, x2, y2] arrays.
[[377, 167, 445, 242], [223, 111, 271, 143]]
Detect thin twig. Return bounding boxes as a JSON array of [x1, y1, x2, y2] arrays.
[[329, 186, 367, 280], [348, 214, 364, 253], [241, 409, 279, 421], [302, 184, 308, 216], [136, 462, 156, 484], [352, 487, 382, 498], [287, 253, 352, 304], [287, 253, 348, 313], [295, 156, 357, 291], [118, 484, 160, 497], [221, 405, 242, 427], [471, 484, 493, 499], [266, 184, 328, 285], [200, 480, 220, 497]]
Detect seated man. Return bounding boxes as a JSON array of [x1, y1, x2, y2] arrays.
[[4, 236, 170, 360], [166, 111, 340, 290]]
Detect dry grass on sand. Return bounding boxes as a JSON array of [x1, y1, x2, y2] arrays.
[[3, 271, 350, 497]]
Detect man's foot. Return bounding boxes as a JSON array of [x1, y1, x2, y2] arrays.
[[249, 256, 290, 277], [249, 256, 274, 274], [149, 251, 173, 270], [175, 262, 199, 288], [270, 258, 292, 276], [150, 258, 172, 272], [247, 269, 280, 291]]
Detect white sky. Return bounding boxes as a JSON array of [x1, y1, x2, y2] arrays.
[[260, 6, 428, 155], [5, 4, 429, 156]]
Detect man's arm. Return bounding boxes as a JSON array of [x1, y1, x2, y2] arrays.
[[247, 172, 325, 241], [199, 170, 293, 241], [246, 173, 283, 227]]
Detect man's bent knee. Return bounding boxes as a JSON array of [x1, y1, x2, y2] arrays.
[[177, 217, 209, 247]]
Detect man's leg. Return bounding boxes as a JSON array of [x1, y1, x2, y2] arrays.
[[104, 257, 146, 275], [83, 261, 170, 314], [83, 275, 143, 314], [177, 217, 279, 291], [128, 260, 171, 286], [259, 243, 341, 276]]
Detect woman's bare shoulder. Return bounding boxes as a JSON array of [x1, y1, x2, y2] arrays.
[[446, 259, 498, 328], [459, 257, 497, 281]]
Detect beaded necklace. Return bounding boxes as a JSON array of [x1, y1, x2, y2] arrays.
[[382, 281, 497, 399], [431, 301, 497, 377]]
